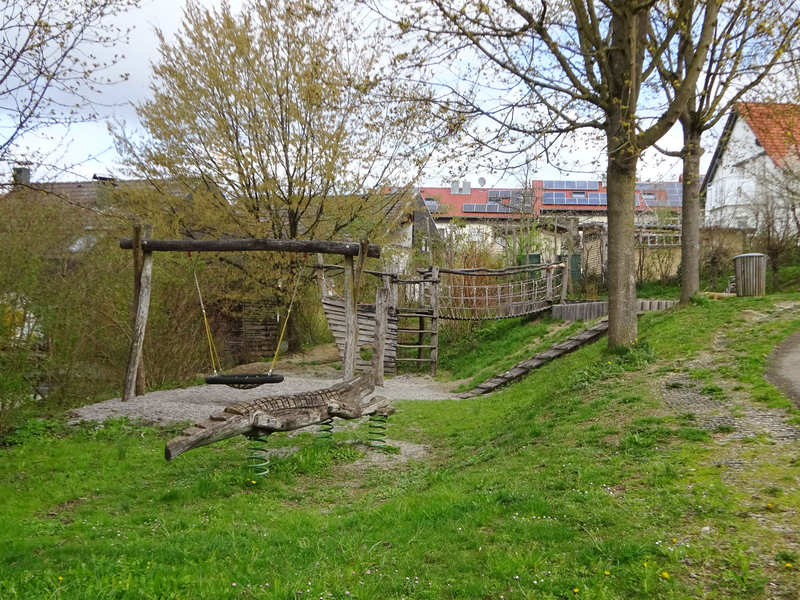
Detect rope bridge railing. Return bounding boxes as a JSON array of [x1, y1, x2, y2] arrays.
[[317, 261, 565, 321], [421, 262, 564, 321]]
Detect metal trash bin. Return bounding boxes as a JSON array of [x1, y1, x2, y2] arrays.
[[733, 253, 767, 297]]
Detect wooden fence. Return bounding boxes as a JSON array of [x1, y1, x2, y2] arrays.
[[552, 299, 677, 322]]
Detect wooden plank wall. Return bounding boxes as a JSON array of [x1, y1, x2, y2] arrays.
[[552, 299, 677, 322], [322, 300, 398, 373]]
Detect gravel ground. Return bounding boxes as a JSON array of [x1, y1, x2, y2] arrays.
[[70, 373, 459, 426]]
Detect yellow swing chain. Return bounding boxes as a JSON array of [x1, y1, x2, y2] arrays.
[[191, 255, 223, 375], [269, 265, 304, 375]]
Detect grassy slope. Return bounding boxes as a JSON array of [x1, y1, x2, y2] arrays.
[[2, 297, 800, 598], [438, 317, 586, 391]]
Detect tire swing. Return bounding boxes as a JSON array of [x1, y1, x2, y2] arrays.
[[191, 254, 303, 390]]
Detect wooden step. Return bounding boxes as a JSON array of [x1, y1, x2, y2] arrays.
[[396, 344, 434, 349], [394, 357, 434, 362]]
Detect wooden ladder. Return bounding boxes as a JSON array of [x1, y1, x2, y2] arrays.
[[393, 266, 439, 376]]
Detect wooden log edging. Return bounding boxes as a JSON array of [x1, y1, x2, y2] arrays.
[[457, 319, 611, 399], [551, 299, 677, 322], [165, 370, 392, 460]]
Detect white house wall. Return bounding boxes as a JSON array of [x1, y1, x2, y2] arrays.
[[705, 116, 777, 227]]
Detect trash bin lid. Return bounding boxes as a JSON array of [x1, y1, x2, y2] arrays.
[[733, 253, 767, 259]]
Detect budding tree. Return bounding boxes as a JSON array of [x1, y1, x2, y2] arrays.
[[0, 0, 140, 173], [114, 0, 448, 248], [373, 0, 719, 346]]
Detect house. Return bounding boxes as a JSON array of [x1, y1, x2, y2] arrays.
[[703, 102, 800, 228], [419, 179, 683, 277]]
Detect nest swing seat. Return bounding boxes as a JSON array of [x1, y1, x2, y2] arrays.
[[191, 255, 303, 391]]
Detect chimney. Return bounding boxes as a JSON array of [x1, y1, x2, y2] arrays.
[[450, 181, 460, 194], [462, 180, 471, 195], [12, 167, 30, 186]]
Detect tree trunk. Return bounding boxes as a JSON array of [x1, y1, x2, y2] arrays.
[[606, 152, 639, 347], [680, 129, 703, 304]]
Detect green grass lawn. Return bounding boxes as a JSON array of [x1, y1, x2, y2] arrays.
[[3, 296, 800, 598]]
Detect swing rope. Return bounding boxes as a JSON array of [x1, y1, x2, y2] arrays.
[[269, 264, 303, 375], [190, 253, 223, 375]]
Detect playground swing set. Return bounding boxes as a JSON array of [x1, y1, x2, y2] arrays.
[[120, 230, 393, 465]]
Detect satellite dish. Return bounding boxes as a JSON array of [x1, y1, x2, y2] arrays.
[[478, 177, 487, 187]]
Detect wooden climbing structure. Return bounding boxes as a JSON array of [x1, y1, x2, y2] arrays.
[[319, 261, 567, 377]]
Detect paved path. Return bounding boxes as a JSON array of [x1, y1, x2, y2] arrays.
[[70, 374, 458, 426], [767, 328, 800, 407]]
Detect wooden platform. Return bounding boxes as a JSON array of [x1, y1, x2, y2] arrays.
[[457, 319, 610, 399], [322, 299, 398, 373]]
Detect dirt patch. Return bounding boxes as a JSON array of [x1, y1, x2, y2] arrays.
[[70, 372, 458, 427], [230, 343, 343, 378], [344, 440, 429, 472]]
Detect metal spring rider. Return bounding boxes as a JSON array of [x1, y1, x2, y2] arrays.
[[246, 434, 272, 476]]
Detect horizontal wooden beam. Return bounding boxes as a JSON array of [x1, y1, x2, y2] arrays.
[[120, 237, 380, 258]]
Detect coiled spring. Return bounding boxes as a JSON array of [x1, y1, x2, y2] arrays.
[[368, 414, 389, 447], [246, 435, 271, 476], [316, 418, 334, 442]]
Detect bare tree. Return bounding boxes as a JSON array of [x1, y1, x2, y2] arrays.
[[653, 0, 799, 303], [372, 0, 719, 346], [0, 0, 140, 172]]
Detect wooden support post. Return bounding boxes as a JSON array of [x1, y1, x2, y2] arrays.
[[546, 266, 554, 301], [343, 255, 356, 381], [131, 225, 146, 396], [123, 240, 153, 402], [429, 266, 439, 377], [316, 253, 327, 299], [386, 265, 398, 312], [373, 287, 389, 387], [417, 277, 425, 361]]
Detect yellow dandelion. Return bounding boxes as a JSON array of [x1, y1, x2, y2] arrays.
[[643, 562, 648, 567], [58, 576, 63, 581], [573, 588, 579, 593], [767, 503, 773, 508], [604, 570, 610, 575], [787, 563, 793, 567], [661, 572, 669, 579], [672, 538, 676, 543]]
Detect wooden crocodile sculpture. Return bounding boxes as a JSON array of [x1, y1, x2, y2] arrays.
[[165, 370, 393, 460]]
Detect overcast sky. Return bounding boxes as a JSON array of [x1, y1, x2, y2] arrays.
[[16, 0, 706, 187]]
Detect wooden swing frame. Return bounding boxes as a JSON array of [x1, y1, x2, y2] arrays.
[[120, 229, 382, 401]]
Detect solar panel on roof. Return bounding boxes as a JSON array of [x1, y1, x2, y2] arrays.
[[499, 190, 512, 199]]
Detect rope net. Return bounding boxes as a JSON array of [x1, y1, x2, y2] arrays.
[[426, 268, 563, 321], [317, 262, 564, 321]]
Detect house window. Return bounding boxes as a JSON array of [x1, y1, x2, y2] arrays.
[[642, 192, 656, 204], [572, 191, 585, 199]]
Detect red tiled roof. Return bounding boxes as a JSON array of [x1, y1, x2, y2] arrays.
[[737, 102, 800, 166], [419, 186, 525, 218], [420, 181, 677, 217]]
